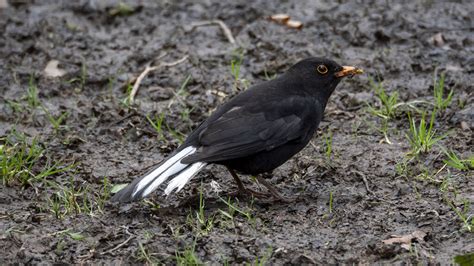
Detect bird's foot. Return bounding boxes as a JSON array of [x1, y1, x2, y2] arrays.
[[256, 176, 295, 203], [227, 184, 295, 203], [227, 187, 271, 199], [226, 167, 295, 202], [266, 191, 295, 203]]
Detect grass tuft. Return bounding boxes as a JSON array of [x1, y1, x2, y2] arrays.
[[442, 149, 473, 171], [405, 111, 448, 156], [323, 129, 333, 159], [367, 78, 401, 143], [26, 75, 40, 108], [445, 197, 473, 233], [176, 241, 202, 266], [136, 242, 160, 265], [218, 196, 254, 226], [230, 49, 249, 91], [67, 60, 87, 91], [146, 113, 166, 140], [186, 186, 214, 235], [433, 72, 453, 111], [1, 131, 73, 186], [368, 78, 399, 120], [231, 50, 243, 82], [109, 2, 135, 17], [48, 177, 111, 219], [41, 105, 69, 133], [120, 82, 133, 108], [251, 247, 273, 266]]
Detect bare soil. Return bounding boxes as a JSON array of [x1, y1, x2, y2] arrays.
[[0, 0, 473, 264]]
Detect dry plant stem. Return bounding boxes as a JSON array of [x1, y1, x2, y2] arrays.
[[100, 235, 134, 255], [100, 227, 135, 255], [167, 87, 187, 108], [353, 170, 375, 196], [121, 53, 167, 90], [129, 65, 158, 103], [128, 55, 189, 103], [77, 249, 95, 261], [191, 20, 236, 44], [160, 55, 189, 67]]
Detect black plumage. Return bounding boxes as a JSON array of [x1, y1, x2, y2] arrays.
[[111, 57, 363, 202]]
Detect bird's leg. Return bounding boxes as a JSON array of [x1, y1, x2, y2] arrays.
[[256, 175, 294, 203], [226, 166, 246, 192], [226, 167, 269, 198]]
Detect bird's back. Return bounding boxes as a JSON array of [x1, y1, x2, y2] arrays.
[[181, 75, 324, 173]]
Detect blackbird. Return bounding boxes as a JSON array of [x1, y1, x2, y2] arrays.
[[111, 57, 363, 202]]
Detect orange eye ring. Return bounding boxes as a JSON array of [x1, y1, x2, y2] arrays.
[[317, 65, 328, 74]]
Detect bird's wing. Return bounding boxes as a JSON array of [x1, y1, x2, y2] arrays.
[[181, 96, 319, 163]]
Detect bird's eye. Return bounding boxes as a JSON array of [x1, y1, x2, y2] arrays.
[[317, 65, 328, 74]]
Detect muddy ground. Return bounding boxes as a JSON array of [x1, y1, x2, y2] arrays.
[[0, 0, 473, 265]]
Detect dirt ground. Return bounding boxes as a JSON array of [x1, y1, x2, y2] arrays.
[[1, 0, 473, 264]]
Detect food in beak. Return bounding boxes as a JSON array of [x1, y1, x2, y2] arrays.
[[335, 66, 364, 78]]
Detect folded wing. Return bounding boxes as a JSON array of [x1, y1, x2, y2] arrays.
[[181, 96, 318, 164]]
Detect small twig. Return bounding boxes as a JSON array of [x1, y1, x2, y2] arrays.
[[383, 132, 392, 145], [167, 87, 187, 108], [161, 55, 189, 67], [128, 55, 189, 103], [309, 140, 318, 150], [100, 235, 134, 255], [128, 65, 158, 104], [100, 228, 135, 255], [353, 170, 375, 196], [432, 163, 447, 181], [190, 19, 236, 44], [361, 175, 374, 195], [109, 111, 139, 127], [120, 53, 167, 91], [77, 248, 96, 261], [149, 52, 168, 66]]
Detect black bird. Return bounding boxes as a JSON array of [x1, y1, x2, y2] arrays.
[[111, 57, 363, 202]]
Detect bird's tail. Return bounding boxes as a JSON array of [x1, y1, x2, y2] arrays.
[[111, 146, 207, 202]]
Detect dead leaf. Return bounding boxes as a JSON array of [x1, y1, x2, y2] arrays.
[[111, 184, 128, 194], [44, 60, 66, 78], [286, 20, 303, 29], [269, 14, 303, 29], [382, 230, 426, 250], [270, 14, 290, 24], [400, 243, 411, 250]]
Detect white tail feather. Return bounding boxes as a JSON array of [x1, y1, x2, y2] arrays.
[[164, 162, 207, 195], [132, 146, 196, 198]]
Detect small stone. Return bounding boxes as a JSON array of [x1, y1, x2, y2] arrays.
[[430, 33, 445, 47], [460, 121, 470, 131], [44, 60, 66, 78]]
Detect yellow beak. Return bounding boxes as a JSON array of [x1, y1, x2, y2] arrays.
[[335, 66, 364, 78]]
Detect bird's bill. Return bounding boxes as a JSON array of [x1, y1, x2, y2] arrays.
[[335, 66, 364, 78]]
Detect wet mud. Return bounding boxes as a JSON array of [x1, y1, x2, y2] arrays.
[[0, 0, 473, 264]]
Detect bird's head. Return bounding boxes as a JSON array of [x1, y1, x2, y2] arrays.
[[287, 57, 363, 99]]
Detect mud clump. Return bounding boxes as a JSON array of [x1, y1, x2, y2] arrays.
[[0, 1, 473, 264]]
